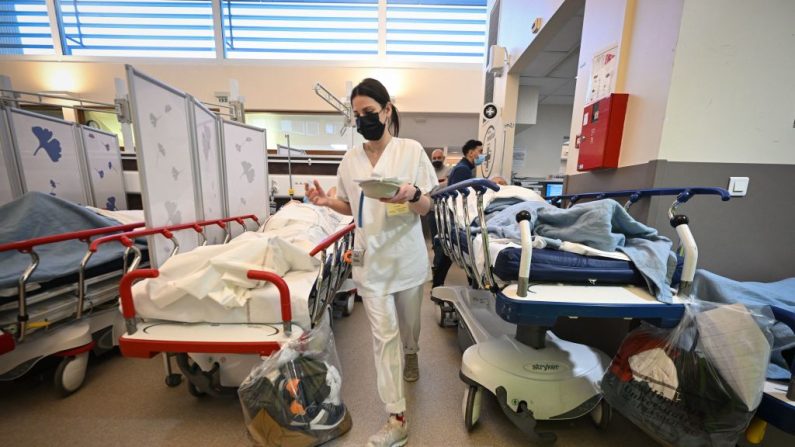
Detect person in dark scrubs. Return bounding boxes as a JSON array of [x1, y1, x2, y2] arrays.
[[431, 139, 483, 288]]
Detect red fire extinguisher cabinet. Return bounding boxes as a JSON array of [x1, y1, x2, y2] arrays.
[[577, 93, 629, 171]]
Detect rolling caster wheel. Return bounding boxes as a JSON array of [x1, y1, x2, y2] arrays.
[[187, 381, 207, 398], [54, 352, 89, 397], [462, 384, 483, 431], [343, 293, 355, 317], [590, 399, 612, 430], [436, 304, 446, 327], [165, 373, 183, 387]]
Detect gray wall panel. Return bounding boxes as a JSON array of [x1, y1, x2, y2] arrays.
[[565, 161, 659, 222], [650, 161, 795, 282]]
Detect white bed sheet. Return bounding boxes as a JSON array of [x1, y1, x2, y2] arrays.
[[130, 202, 351, 326], [134, 270, 318, 326]]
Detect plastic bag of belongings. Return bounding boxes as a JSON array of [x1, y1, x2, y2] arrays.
[[601, 300, 775, 446], [239, 314, 351, 446]]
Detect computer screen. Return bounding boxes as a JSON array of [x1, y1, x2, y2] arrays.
[[545, 183, 563, 197]]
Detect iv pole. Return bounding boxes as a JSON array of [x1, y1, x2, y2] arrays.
[[285, 133, 294, 200]]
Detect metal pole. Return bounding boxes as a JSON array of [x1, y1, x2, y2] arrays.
[[285, 133, 294, 199]]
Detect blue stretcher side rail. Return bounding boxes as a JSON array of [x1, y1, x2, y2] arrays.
[[431, 178, 500, 199], [547, 187, 730, 207]]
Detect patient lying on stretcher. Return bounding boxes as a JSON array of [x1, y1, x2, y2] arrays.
[[130, 199, 350, 327], [448, 184, 679, 303]]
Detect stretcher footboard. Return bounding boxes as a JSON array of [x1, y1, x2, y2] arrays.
[[118, 269, 297, 358]]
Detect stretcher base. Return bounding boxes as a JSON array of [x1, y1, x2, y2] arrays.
[[119, 320, 304, 359]]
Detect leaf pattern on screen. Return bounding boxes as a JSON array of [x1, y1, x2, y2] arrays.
[[95, 168, 105, 179], [49, 179, 58, 196], [32, 127, 62, 162], [149, 104, 173, 128], [88, 133, 95, 139], [106, 196, 117, 211], [171, 167, 183, 181], [201, 125, 211, 160], [235, 136, 253, 152], [240, 161, 255, 183], [165, 201, 181, 225], [104, 143, 110, 151], [156, 143, 166, 160]]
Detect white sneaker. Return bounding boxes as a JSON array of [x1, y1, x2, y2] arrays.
[[403, 353, 419, 382], [366, 416, 408, 447]]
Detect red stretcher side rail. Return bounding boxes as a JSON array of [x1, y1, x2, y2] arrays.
[[0, 222, 145, 254], [309, 223, 356, 257], [87, 215, 260, 253]]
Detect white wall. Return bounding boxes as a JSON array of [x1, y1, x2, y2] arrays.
[[565, 0, 684, 174], [0, 61, 483, 114], [484, 0, 567, 179], [658, 0, 795, 164], [513, 105, 572, 178], [400, 113, 479, 150], [496, 0, 566, 66]]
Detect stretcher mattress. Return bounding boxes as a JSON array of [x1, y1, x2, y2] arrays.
[[493, 247, 645, 285], [451, 228, 683, 287]]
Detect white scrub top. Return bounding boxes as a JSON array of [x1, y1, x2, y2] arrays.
[[336, 137, 438, 298]]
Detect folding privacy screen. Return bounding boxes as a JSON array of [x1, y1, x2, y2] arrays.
[[190, 100, 225, 245], [0, 104, 129, 211], [80, 126, 127, 211], [126, 65, 269, 266], [6, 108, 90, 205], [127, 66, 200, 267], [0, 110, 21, 204], [221, 120, 268, 236]]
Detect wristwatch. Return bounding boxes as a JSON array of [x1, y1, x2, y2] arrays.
[[408, 185, 422, 203]]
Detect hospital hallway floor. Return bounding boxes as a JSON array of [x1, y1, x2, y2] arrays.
[[0, 264, 791, 446]]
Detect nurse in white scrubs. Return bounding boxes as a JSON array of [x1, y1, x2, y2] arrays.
[[306, 78, 437, 447]]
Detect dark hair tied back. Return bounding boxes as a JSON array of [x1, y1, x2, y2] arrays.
[[351, 78, 400, 137]]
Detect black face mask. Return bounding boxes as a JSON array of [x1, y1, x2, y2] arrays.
[[356, 111, 386, 141], [432, 160, 443, 169]]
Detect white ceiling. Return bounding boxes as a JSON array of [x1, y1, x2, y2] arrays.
[[519, 10, 584, 106]]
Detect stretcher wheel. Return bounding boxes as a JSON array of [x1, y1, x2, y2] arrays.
[[589, 399, 611, 430], [187, 381, 207, 398], [436, 304, 445, 327], [165, 374, 182, 387], [54, 352, 89, 397], [343, 293, 355, 317], [462, 384, 483, 431]]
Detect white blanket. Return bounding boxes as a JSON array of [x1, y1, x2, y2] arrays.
[[132, 202, 352, 325]]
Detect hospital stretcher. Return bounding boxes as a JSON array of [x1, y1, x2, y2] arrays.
[[107, 219, 355, 397], [0, 220, 145, 395], [431, 179, 793, 443]]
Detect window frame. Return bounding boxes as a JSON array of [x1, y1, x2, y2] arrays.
[[0, 0, 487, 66]]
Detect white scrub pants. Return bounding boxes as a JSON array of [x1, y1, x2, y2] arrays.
[[361, 284, 423, 414]]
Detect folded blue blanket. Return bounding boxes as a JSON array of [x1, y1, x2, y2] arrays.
[[476, 199, 676, 303], [693, 269, 795, 380], [0, 192, 128, 289]]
